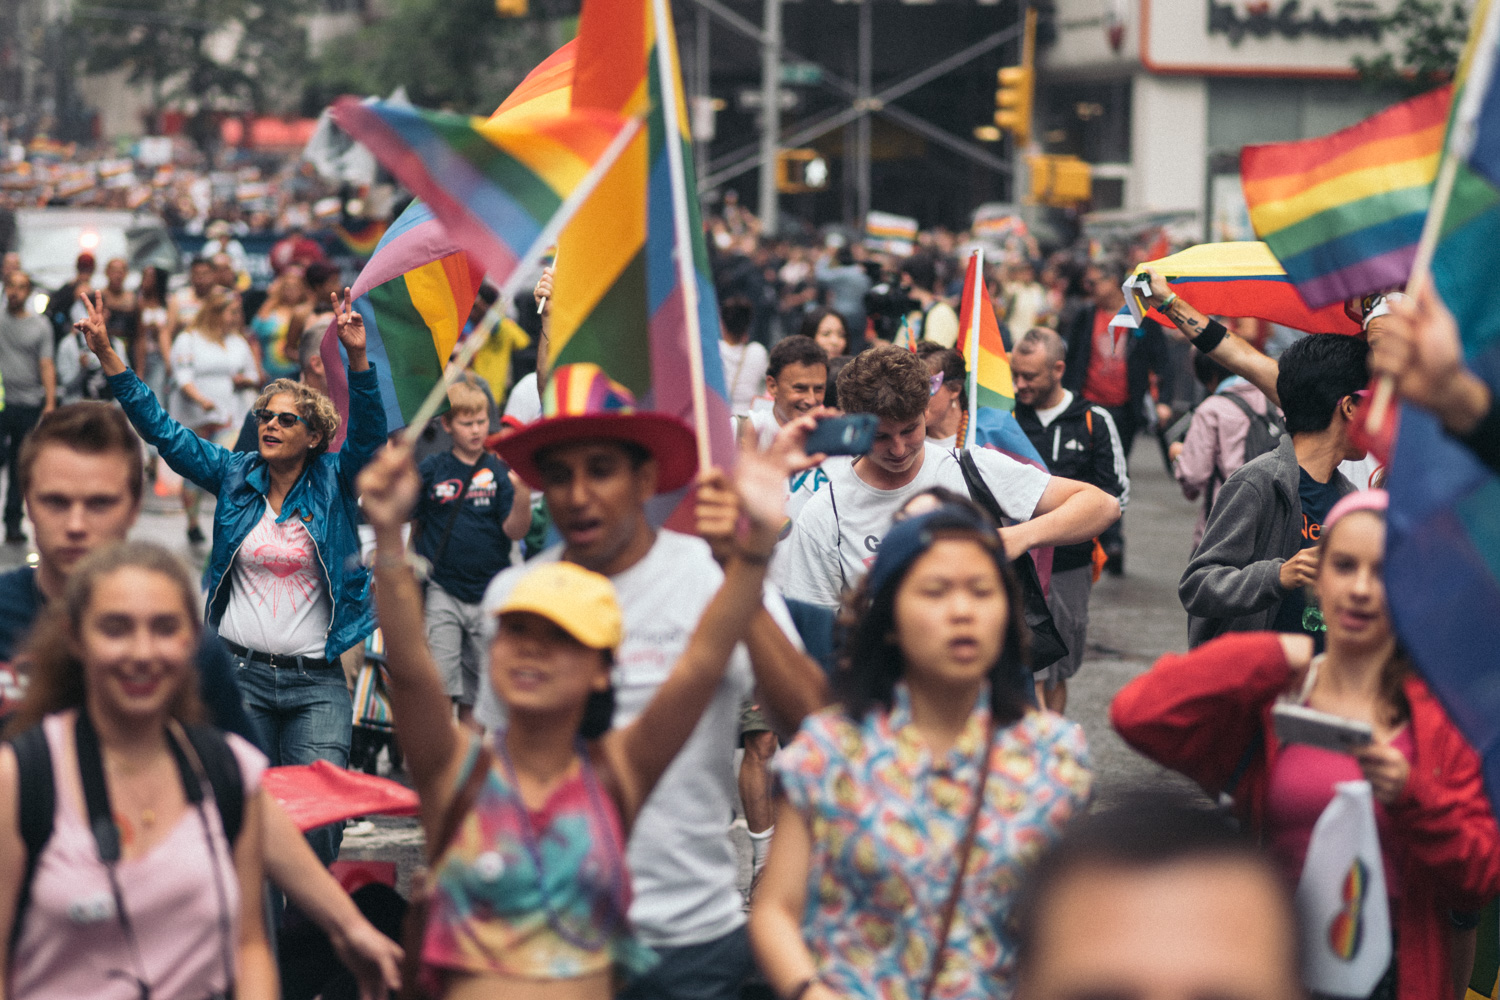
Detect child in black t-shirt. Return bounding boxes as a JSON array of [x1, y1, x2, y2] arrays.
[[414, 382, 532, 723]]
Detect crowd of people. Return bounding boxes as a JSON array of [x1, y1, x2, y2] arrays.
[[0, 189, 1493, 1000]]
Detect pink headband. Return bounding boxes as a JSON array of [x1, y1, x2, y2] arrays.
[[1325, 488, 1388, 533]]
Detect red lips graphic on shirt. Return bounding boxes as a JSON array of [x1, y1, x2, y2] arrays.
[[252, 541, 309, 578]]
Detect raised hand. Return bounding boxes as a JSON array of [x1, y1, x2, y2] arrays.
[[534, 266, 554, 316], [73, 290, 127, 376], [735, 409, 829, 555], [357, 442, 421, 533], [333, 287, 369, 369]]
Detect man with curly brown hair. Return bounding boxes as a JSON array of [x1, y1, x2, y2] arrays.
[[773, 345, 1120, 608]]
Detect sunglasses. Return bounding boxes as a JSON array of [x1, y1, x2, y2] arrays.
[[254, 408, 310, 429]]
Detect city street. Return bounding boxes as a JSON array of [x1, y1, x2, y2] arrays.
[[0, 436, 1206, 882]]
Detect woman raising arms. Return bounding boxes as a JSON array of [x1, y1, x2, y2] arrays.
[[355, 417, 819, 1000]]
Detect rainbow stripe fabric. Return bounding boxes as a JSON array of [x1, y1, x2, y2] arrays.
[[957, 250, 1045, 469], [548, 0, 735, 475], [1125, 242, 1360, 334], [1241, 86, 1451, 309], [334, 218, 389, 258], [1386, 0, 1500, 838], [333, 97, 633, 286], [320, 200, 484, 447]]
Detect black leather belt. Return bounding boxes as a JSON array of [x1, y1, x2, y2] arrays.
[[223, 639, 333, 670]]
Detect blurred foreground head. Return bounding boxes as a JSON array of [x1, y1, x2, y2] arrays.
[[1014, 791, 1304, 1000]]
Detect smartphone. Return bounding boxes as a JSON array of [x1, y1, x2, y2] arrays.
[[1271, 702, 1374, 754], [803, 414, 878, 456]]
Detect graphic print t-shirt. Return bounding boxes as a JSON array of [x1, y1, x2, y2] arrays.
[[1272, 468, 1346, 644], [218, 501, 331, 658], [414, 451, 516, 604]]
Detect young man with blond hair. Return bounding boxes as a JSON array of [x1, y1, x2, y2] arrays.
[[414, 380, 531, 722]]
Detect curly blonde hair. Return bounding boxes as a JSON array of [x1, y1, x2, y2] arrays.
[[254, 378, 342, 456]]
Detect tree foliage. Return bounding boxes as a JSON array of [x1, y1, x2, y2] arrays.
[[310, 0, 565, 114], [74, 0, 312, 114], [1353, 0, 1469, 96]]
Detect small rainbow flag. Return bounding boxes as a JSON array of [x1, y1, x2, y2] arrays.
[[1242, 86, 1452, 309], [332, 98, 637, 289], [957, 249, 1045, 468], [334, 218, 389, 258], [321, 200, 486, 448]]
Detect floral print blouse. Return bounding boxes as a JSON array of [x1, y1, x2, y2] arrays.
[[773, 684, 1093, 1000]]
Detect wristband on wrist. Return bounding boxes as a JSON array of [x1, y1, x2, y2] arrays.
[[1457, 396, 1500, 471], [1191, 319, 1227, 354], [1158, 292, 1178, 312]]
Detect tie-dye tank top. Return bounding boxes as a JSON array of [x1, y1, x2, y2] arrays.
[[421, 734, 657, 981]]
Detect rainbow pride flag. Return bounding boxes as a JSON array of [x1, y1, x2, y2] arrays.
[[1386, 0, 1500, 831], [490, 39, 575, 121], [332, 98, 637, 290], [321, 200, 485, 448], [334, 218, 389, 258], [1242, 86, 1451, 309], [957, 249, 1044, 467], [1124, 242, 1360, 335], [548, 0, 735, 476]]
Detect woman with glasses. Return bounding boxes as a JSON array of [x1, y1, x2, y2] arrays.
[[750, 494, 1093, 1000], [73, 289, 385, 865], [0, 542, 276, 1000]]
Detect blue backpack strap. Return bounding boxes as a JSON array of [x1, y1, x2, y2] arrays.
[[9, 724, 55, 949]]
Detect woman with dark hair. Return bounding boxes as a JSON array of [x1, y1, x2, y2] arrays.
[[798, 308, 849, 358], [0, 541, 275, 1000], [353, 424, 813, 1000], [750, 497, 1093, 1000], [1112, 490, 1500, 1000]]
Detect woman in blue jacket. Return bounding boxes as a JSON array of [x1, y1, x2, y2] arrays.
[[74, 289, 385, 863]]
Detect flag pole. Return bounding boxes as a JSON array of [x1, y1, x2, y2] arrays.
[[963, 248, 983, 451], [400, 117, 642, 445], [1366, 0, 1500, 432], [653, 0, 714, 473]]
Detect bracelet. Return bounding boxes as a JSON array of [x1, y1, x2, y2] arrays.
[[1190, 319, 1228, 355], [785, 977, 818, 1000], [1157, 292, 1178, 312]]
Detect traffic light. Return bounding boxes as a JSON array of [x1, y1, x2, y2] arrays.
[[1027, 154, 1092, 206], [993, 8, 1037, 146], [994, 67, 1033, 145], [776, 149, 829, 193]]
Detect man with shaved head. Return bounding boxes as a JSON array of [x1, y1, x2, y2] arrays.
[[1013, 326, 1129, 712]]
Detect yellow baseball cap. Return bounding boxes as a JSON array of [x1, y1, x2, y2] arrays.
[[495, 562, 623, 652]]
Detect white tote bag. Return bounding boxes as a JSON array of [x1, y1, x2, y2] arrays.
[[1297, 780, 1393, 998]]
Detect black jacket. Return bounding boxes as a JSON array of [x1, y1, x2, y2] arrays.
[[1015, 392, 1130, 571], [1061, 308, 1173, 434]]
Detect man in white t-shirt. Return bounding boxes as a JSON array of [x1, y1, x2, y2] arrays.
[[742, 335, 841, 525], [478, 362, 826, 1000], [775, 345, 1121, 608]]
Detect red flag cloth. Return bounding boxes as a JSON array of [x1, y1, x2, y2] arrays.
[[262, 761, 419, 832]]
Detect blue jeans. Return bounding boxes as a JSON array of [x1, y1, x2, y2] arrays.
[[617, 924, 752, 1000], [232, 652, 352, 864]]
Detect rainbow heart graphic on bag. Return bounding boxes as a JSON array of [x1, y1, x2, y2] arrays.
[[1327, 858, 1369, 960]]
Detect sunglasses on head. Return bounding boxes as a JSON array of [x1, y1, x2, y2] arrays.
[[254, 408, 309, 429]]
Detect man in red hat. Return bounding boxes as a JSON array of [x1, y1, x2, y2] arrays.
[[479, 362, 826, 1000]]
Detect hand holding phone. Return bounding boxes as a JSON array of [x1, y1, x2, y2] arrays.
[[802, 413, 877, 457]]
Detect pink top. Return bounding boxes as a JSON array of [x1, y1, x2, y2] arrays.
[[11, 712, 266, 1000], [1267, 726, 1413, 899], [1175, 380, 1274, 547]]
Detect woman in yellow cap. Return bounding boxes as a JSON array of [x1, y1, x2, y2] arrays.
[[356, 422, 816, 1000]]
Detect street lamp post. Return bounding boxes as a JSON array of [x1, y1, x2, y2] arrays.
[[757, 0, 782, 236]]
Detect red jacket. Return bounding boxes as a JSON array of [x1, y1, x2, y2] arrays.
[[1110, 632, 1500, 1000]]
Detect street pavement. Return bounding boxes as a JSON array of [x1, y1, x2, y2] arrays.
[[0, 435, 1207, 887]]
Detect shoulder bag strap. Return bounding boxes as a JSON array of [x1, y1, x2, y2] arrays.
[[922, 720, 996, 1000], [9, 725, 54, 952], [432, 466, 483, 571]]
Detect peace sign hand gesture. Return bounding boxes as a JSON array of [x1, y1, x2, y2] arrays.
[[332, 287, 370, 372], [73, 290, 127, 377]]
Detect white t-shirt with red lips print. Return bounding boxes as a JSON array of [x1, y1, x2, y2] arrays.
[[218, 501, 333, 658]]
